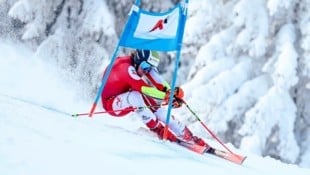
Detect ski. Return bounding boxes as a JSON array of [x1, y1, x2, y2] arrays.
[[209, 148, 246, 165], [176, 139, 246, 165], [176, 138, 208, 154]]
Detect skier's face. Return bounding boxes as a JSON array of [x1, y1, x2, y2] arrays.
[[137, 61, 152, 75]]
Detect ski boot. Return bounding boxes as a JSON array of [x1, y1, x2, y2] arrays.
[[182, 127, 209, 147], [150, 123, 178, 142]]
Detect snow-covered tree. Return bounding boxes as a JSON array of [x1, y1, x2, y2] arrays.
[[239, 23, 300, 163], [295, 0, 310, 168], [183, 0, 308, 165], [0, 0, 21, 40], [6, 0, 117, 98]]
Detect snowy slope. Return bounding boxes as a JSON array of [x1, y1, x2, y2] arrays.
[[1, 40, 310, 175]]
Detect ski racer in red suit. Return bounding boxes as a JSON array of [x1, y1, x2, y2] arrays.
[[101, 49, 209, 146]]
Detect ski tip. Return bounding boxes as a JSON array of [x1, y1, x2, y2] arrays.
[[213, 149, 247, 165], [232, 154, 247, 165]]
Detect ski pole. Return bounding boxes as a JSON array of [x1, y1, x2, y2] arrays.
[[72, 104, 162, 117], [72, 108, 134, 117], [180, 99, 235, 154]]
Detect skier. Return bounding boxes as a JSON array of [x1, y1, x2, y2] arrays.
[[101, 49, 209, 147]]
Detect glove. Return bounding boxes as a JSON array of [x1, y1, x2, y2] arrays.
[[171, 98, 183, 108], [173, 87, 184, 99], [163, 87, 184, 108]]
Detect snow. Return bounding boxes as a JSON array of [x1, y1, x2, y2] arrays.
[[267, 0, 293, 16], [1, 39, 310, 175], [82, 0, 115, 39], [233, 0, 268, 57], [8, 0, 32, 23], [273, 24, 298, 89], [239, 86, 299, 162], [186, 58, 253, 118]]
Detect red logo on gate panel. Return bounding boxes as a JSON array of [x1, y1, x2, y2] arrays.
[[149, 17, 168, 32]]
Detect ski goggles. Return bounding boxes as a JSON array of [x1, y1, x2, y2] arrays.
[[139, 61, 153, 73]]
